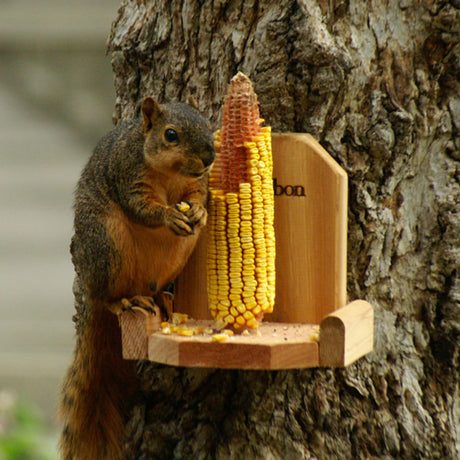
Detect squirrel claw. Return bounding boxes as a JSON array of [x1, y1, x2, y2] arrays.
[[119, 296, 156, 315], [184, 201, 207, 227], [166, 208, 194, 236], [111, 295, 169, 323], [153, 292, 170, 322]]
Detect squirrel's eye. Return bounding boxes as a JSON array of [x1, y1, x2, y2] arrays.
[[164, 128, 179, 143]]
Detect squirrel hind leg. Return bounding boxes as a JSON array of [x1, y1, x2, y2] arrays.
[[153, 290, 174, 321], [149, 282, 173, 320]]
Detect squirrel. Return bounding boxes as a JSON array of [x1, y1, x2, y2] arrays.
[[59, 96, 215, 459]]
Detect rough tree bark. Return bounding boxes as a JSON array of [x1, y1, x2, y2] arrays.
[[102, 1, 459, 458]]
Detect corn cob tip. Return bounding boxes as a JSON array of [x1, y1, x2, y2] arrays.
[[230, 71, 253, 91]]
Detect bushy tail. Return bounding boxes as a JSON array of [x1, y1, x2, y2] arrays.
[[59, 305, 137, 460]]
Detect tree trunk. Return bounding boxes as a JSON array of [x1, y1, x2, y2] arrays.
[[106, 1, 459, 458]]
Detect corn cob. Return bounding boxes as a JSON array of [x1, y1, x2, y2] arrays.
[[207, 72, 275, 331]]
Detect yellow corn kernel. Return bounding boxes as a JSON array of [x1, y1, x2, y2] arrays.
[[161, 325, 171, 334], [216, 310, 228, 320], [224, 314, 235, 324], [176, 327, 194, 336], [246, 318, 259, 329], [176, 201, 190, 212], [212, 333, 228, 342], [171, 312, 189, 325], [236, 304, 246, 314], [236, 316, 245, 326]]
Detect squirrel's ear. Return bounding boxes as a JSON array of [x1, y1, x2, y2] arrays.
[[142, 97, 162, 132], [187, 95, 199, 110]]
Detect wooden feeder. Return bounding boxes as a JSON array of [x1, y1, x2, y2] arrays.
[[120, 133, 374, 369]]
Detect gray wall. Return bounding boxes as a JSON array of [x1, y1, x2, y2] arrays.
[[0, 0, 120, 427]]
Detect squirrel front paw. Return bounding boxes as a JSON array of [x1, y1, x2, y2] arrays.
[[176, 201, 207, 228], [165, 207, 194, 236]]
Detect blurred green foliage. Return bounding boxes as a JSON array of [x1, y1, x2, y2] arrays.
[[0, 391, 58, 460]]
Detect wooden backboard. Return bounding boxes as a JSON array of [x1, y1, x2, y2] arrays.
[[174, 133, 348, 325]]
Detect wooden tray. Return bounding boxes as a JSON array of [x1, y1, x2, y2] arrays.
[[119, 134, 374, 369], [121, 300, 373, 369]]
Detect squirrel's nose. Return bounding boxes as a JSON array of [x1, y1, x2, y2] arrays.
[[202, 147, 215, 168]]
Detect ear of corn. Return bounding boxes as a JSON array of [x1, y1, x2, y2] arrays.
[[207, 72, 275, 331]]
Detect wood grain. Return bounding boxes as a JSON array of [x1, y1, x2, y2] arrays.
[[121, 307, 162, 360], [319, 300, 374, 366], [269, 133, 348, 323], [147, 321, 320, 369], [174, 227, 210, 320]]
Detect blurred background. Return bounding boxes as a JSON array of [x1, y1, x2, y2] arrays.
[[0, 0, 120, 456]]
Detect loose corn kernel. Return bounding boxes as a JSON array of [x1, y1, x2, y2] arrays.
[[212, 333, 229, 342], [171, 312, 189, 325], [161, 325, 171, 334], [176, 327, 194, 336], [176, 201, 191, 212]]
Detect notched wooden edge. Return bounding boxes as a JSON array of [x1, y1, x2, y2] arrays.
[[121, 307, 162, 360], [319, 300, 374, 367]]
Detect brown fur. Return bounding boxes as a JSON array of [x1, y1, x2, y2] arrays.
[[59, 97, 214, 459], [60, 306, 135, 460], [105, 198, 200, 298]]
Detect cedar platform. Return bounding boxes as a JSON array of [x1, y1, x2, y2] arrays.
[[120, 300, 373, 369]]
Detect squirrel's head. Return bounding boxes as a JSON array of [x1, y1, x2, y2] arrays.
[[141, 97, 215, 177]]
